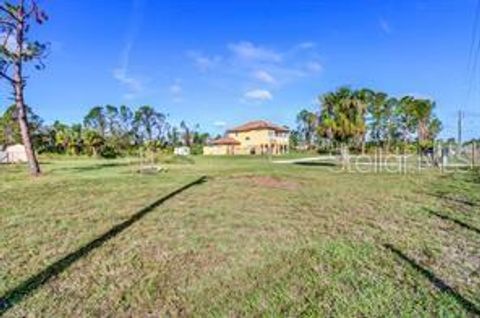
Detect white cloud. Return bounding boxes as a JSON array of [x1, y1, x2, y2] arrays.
[[253, 70, 276, 84], [228, 41, 281, 63], [187, 41, 325, 100], [306, 61, 323, 73], [244, 89, 273, 101], [379, 18, 392, 34], [113, 65, 143, 95], [187, 51, 221, 72], [113, 0, 147, 99]]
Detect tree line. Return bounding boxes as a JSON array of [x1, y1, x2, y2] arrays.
[[1, 86, 444, 159], [0, 0, 445, 176], [293, 87, 442, 153], [0, 104, 211, 158]]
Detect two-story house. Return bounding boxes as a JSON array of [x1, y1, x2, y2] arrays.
[[204, 120, 290, 155]]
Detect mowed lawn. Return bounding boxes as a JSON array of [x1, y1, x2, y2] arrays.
[[1, 156, 479, 317]]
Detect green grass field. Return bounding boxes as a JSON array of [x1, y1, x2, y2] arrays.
[[1, 156, 479, 317]]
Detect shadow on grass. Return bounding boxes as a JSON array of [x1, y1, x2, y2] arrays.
[[293, 161, 337, 167], [425, 208, 480, 235], [425, 192, 477, 208], [384, 244, 480, 316], [52, 162, 133, 173], [0, 176, 207, 315]]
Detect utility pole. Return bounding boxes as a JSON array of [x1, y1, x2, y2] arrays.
[[472, 142, 476, 168], [457, 110, 463, 155]]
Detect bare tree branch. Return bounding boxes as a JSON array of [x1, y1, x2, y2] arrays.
[[1, 60, 11, 74], [24, 0, 46, 23], [0, 17, 16, 28], [24, 2, 35, 19], [0, 4, 19, 23], [0, 70, 15, 83]]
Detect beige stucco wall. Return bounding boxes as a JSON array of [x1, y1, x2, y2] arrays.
[[203, 145, 235, 155], [227, 129, 289, 155], [204, 129, 290, 156]]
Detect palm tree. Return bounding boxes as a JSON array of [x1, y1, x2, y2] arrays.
[[53, 121, 71, 153], [318, 87, 368, 151], [412, 99, 442, 151], [83, 130, 104, 156], [355, 89, 373, 153], [427, 117, 442, 141], [69, 124, 83, 155], [412, 99, 434, 145]]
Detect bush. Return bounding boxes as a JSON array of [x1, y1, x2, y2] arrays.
[[191, 144, 203, 155], [99, 145, 119, 159]]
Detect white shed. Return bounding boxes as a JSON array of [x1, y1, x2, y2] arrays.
[[0, 146, 6, 164], [174, 146, 191, 156], [1, 144, 28, 163]]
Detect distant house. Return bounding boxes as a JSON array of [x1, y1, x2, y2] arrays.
[[204, 120, 290, 155], [0, 144, 28, 164], [203, 137, 241, 155]]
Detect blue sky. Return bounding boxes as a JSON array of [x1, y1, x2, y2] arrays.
[[1, 0, 479, 138]]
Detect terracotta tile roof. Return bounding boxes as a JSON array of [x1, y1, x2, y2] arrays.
[[227, 120, 289, 133], [211, 137, 241, 145]]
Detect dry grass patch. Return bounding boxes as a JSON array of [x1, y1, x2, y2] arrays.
[[236, 175, 301, 190]]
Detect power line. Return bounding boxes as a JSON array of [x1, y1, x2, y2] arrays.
[[467, 0, 480, 77], [465, 0, 480, 107], [458, 0, 480, 144]]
